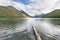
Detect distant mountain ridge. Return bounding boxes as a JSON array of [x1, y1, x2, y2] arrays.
[[32, 14, 45, 18], [1, 6, 60, 18]]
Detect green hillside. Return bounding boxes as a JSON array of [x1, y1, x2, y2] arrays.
[[0, 6, 29, 18], [43, 9, 60, 18]]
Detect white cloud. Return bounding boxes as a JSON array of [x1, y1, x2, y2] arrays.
[[0, 0, 11, 6], [22, 0, 58, 16], [0, 0, 60, 16]]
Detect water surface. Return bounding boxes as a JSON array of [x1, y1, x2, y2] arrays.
[[0, 18, 60, 40]]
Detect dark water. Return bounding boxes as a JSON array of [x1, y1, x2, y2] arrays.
[[0, 18, 60, 40]]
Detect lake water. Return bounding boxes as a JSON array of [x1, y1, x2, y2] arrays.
[[0, 18, 60, 40]]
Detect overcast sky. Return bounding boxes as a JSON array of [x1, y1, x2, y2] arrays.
[[0, 0, 60, 16]]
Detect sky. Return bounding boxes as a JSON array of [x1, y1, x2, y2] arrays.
[[0, 0, 60, 16], [12, 0, 32, 5]]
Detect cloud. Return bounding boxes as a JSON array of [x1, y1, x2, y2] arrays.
[[0, 0, 60, 16], [0, 0, 11, 6]]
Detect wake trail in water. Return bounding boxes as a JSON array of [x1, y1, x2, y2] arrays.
[[31, 19, 60, 40]]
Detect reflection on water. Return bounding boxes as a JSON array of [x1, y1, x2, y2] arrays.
[[0, 18, 60, 40]]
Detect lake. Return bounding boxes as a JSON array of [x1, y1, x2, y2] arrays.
[[0, 18, 60, 40]]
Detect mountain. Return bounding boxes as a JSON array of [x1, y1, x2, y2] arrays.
[[43, 9, 60, 18], [32, 14, 45, 18], [0, 6, 29, 18]]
